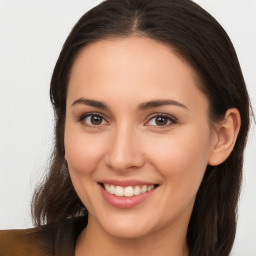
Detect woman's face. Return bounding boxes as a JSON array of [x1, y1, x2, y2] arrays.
[[65, 36, 218, 239]]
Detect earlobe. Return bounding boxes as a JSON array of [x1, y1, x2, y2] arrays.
[[208, 108, 241, 166]]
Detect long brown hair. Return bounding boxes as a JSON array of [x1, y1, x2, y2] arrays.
[[32, 0, 251, 255]]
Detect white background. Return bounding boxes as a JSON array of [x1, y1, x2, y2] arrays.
[[0, 1, 255, 255]]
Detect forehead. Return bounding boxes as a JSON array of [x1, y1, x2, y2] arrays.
[[67, 36, 208, 111], [70, 36, 199, 82]]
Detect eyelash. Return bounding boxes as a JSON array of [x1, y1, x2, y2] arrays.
[[78, 112, 109, 128], [145, 113, 177, 127], [78, 112, 177, 128]]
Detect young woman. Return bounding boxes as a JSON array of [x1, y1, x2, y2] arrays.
[[0, 0, 252, 255]]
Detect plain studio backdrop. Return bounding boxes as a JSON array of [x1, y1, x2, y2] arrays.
[[0, 1, 255, 255]]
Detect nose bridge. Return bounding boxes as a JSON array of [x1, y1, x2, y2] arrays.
[[105, 122, 144, 171]]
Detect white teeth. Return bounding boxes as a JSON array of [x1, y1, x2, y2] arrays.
[[115, 186, 124, 196], [103, 183, 155, 197], [105, 184, 110, 192], [134, 186, 141, 195], [110, 185, 115, 194], [141, 185, 147, 193], [124, 186, 133, 197], [147, 185, 154, 191]]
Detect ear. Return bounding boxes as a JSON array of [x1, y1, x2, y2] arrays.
[[208, 108, 241, 166]]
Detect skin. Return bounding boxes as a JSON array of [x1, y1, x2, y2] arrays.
[[64, 36, 240, 256]]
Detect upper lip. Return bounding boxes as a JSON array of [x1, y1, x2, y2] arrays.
[[99, 179, 157, 187]]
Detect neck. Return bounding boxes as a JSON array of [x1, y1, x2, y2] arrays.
[[75, 215, 189, 256]]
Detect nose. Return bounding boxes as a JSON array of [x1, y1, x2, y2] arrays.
[[104, 125, 145, 172]]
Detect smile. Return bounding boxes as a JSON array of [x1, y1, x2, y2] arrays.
[[99, 181, 159, 208], [103, 184, 155, 197]]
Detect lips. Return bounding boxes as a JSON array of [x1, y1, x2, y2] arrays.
[[104, 184, 155, 197], [99, 181, 158, 208]]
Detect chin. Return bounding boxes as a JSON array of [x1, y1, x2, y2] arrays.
[[77, 195, 157, 239], [96, 213, 157, 239], [105, 224, 153, 239]]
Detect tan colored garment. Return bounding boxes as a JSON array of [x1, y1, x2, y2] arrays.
[[0, 217, 87, 256]]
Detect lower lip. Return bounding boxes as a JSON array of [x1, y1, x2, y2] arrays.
[[100, 185, 156, 209]]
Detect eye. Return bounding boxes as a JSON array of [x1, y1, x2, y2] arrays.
[[80, 113, 108, 127], [146, 114, 177, 127]]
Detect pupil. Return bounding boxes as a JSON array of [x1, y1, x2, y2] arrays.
[[91, 115, 102, 125], [156, 116, 167, 126]]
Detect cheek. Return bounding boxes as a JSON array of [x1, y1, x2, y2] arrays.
[[64, 128, 108, 211], [146, 126, 212, 190], [64, 129, 106, 175]]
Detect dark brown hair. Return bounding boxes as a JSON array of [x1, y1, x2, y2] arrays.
[[32, 0, 251, 255]]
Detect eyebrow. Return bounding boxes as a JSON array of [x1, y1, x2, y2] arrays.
[[138, 99, 188, 110], [71, 98, 109, 109], [71, 98, 188, 110]]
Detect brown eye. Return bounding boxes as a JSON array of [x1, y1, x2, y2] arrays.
[[146, 114, 176, 127], [91, 115, 103, 125], [83, 114, 108, 126], [155, 116, 168, 126]]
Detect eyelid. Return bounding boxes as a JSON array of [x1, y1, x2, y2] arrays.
[[78, 112, 109, 127], [144, 113, 178, 127], [77, 112, 177, 128]]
